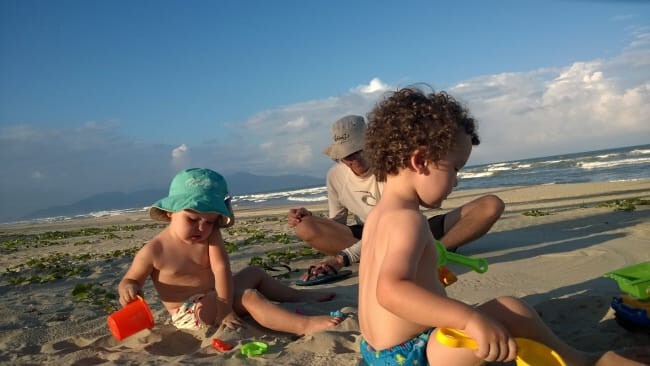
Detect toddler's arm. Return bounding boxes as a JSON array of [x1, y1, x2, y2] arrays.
[[118, 243, 154, 306], [208, 228, 240, 328]]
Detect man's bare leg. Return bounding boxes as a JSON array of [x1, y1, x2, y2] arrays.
[[234, 267, 335, 302], [293, 215, 358, 255], [438, 194, 504, 251]]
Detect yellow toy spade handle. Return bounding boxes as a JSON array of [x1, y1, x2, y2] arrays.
[[435, 328, 478, 349], [435, 328, 566, 366]]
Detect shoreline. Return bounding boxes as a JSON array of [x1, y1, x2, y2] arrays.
[[0, 180, 649, 364]]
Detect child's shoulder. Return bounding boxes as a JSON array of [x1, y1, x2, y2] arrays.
[[368, 205, 426, 238], [137, 232, 169, 258], [374, 204, 425, 225]]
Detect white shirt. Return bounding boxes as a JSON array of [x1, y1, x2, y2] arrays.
[[326, 162, 383, 225]]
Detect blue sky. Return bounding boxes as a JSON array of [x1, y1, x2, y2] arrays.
[[1, 0, 649, 220]]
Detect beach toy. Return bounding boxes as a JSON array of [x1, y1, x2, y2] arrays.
[[107, 296, 154, 341], [212, 338, 233, 351], [438, 265, 458, 286], [610, 295, 650, 330], [435, 241, 489, 273], [604, 261, 650, 300], [435, 328, 566, 366], [240, 341, 268, 357]]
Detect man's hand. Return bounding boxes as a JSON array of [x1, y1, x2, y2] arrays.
[[288, 207, 312, 227], [300, 256, 346, 281]]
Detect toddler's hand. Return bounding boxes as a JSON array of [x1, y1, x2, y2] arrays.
[[464, 312, 517, 363], [118, 283, 140, 307], [219, 311, 245, 330]]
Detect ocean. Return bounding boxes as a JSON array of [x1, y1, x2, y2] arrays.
[[12, 144, 650, 223], [232, 143, 650, 207]]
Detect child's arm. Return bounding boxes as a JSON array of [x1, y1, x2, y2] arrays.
[[208, 227, 242, 328], [118, 243, 154, 306], [376, 212, 514, 361]]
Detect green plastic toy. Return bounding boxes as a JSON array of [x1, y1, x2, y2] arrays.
[[240, 341, 268, 357], [435, 241, 488, 273], [604, 261, 650, 300]]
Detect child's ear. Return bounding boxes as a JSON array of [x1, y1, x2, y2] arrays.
[[409, 149, 429, 174], [166, 212, 173, 220]]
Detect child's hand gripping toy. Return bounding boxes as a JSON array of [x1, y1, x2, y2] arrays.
[[435, 328, 566, 366], [436, 241, 489, 287], [107, 296, 154, 341]]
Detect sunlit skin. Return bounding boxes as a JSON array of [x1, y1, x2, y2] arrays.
[[118, 209, 343, 335], [359, 130, 648, 365], [289, 141, 505, 281]]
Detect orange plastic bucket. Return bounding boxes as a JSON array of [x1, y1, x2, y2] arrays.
[[107, 296, 154, 340]]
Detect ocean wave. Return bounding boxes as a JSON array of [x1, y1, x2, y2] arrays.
[[233, 186, 326, 203], [88, 208, 147, 218], [630, 149, 650, 156], [460, 171, 494, 179], [578, 157, 650, 170], [487, 166, 514, 172], [287, 195, 328, 202], [595, 153, 620, 159]]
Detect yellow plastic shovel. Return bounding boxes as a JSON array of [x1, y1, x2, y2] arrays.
[[435, 328, 566, 366]]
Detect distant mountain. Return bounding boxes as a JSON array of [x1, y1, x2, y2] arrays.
[[22, 172, 324, 220], [226, 172, 323, 195], [23, 189, 167, 220]]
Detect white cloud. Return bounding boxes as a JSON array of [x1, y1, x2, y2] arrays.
[[450, 33, 650, 164], [354, 78, 390, 94], [229, 78, 393, 175], [1, 30, 648, 221], [171, 144, 191, 171], [612, 14, 636, 22], [285, 116, 307, 129]]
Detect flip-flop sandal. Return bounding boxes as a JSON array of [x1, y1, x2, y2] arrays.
[[262, 263, 296, 278], [295, 264, 352, 286]]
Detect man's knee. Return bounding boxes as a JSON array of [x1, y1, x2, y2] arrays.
[[479, 194, 505, 220], [292, 215, 320, 241]]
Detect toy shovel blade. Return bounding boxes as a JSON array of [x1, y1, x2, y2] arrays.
[[446, 252, 489, 273], [435, 328, 566, 366]]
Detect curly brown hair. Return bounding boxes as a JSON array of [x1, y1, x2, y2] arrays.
[[365, 87, 479, 182]]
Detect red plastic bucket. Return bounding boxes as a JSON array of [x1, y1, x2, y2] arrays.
[[107, 296, 154, 340]]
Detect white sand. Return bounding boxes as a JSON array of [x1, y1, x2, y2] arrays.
[[1, 180, 649, 365]]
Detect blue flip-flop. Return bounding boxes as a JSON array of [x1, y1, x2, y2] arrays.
[[295, 264, 352, 286]]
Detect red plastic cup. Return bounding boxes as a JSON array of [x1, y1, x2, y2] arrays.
[[212, 338, 233, 351], [107, 296, 154, 340]]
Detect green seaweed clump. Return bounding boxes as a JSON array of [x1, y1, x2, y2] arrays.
[[597, 198, 650, 212], [523, 209, 551, 217], [72, 282, 118, 313]]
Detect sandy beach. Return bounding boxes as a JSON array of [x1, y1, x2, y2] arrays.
[[1, 180, 649, 365]]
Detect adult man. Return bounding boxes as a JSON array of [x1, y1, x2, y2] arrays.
[[288, 115, 504, 284]]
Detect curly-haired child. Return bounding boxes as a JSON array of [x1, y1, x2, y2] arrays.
[[358, 87, 649, 365]]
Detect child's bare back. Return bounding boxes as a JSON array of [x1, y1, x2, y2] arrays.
[[359, 202, 446, 350]]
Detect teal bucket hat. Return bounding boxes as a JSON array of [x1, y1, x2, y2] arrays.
[[149, 168, 234, 227]]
